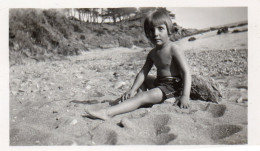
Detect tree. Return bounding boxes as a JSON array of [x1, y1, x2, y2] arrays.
[[106, 8, 119, 24], [157, 7, 175, 19], [139, 7, 156, 14], [66, 7, 175, 25]]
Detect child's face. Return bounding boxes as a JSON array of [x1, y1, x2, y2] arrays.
[[150, 24, 169, 46]]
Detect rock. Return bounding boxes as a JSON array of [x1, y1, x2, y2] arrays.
[[232, 29, 241, 33], [217, 27, 229, 35], [190, 75, 223, 103], [232, 29, 248, 33], [236, 97, 243, 103], [53, 110, 58, 114], [210, 27, 217, 31], [70, 119, 78, 125], [188, 37, 196, 41], [114, 81, 127, 89], [113, 72, 120, 78]]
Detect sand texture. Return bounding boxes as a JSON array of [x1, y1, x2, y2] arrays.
[[10, 45, 247, 145]]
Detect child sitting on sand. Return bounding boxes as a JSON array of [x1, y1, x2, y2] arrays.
[[85, 10, 191, 120]]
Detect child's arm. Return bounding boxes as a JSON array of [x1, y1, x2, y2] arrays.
[[171, 45, 191, 108], [121, 53, 153, 101]]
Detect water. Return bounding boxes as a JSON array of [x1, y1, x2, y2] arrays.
[[174, 26, 248, 51]]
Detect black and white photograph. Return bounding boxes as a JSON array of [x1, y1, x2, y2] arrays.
[[1, 0, 260, 150]]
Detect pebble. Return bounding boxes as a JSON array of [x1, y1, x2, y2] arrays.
[[86, 85, 91, 90], [114, 81, 126, 89], [236, 97, 243, 103], [70, 119, 78, 125], [113, 72, 120, 77]]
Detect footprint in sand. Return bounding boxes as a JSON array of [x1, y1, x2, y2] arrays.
[[192, 103, 227, 120], [118, 114, 177, 145], [209, 124, 242, 140], [205, 104, 227, 118], [90, 114, 177, 145], [152, 114, 177, 145], [91, 127, 118, 145]]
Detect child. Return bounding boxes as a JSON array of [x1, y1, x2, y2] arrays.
[[85, 10, 191, 120]]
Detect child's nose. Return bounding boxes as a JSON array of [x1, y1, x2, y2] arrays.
[[154, 29, 159, 36]]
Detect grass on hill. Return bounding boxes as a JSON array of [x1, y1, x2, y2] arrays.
[[9, 9, 150, 66]]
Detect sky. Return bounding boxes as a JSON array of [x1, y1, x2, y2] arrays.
[[167, 7, 248, 29]]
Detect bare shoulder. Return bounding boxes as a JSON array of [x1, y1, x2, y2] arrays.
[[169, 42, 183, 56], [147, 47, 157, 58], [149, 47, 157, 54]]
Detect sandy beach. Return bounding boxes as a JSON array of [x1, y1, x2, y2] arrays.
[[7, 7, 248, 145], [10, 34, 248, 145]]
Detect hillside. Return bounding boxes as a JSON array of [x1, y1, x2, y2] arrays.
[[9, 8, 198, 66]]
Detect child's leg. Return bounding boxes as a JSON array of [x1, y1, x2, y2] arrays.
[[85, 88, 164, 120]]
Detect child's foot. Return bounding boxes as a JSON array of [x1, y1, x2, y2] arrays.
[[85, 108, 111, 120]]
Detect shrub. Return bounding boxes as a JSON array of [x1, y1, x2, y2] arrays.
[[73, 24, 83, 32], [118, 35, 134, 48]]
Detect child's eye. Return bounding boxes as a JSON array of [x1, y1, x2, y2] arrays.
[[158, 27, 164, 31]]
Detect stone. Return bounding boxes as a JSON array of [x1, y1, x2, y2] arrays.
[[217, 27, 229, 35], [114, 81, 127, 89], [70, 119, 78, 125], [236, 97, 243, 103], [190, 75, 222, 103], [188, 37, 196, 41]]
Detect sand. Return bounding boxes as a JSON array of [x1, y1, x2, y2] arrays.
[[9, 45, 247, 145]]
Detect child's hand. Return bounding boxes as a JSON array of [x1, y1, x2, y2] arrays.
[[179, 95, 190, 109], [121, 90, 135, 102]]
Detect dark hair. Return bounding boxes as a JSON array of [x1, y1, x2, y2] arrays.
[[144, 10, 173, 39]]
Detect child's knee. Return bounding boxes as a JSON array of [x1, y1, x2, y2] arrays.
[[137, 89, 163, 104], [149, 88, 164, 102]]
